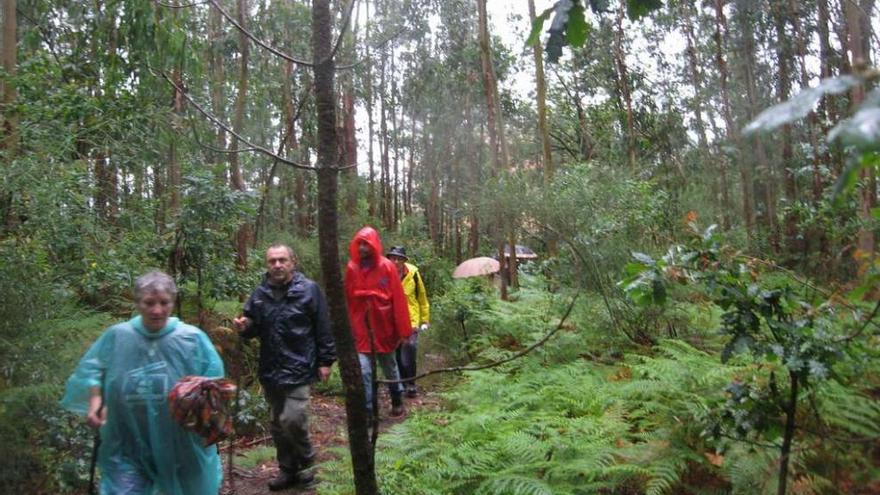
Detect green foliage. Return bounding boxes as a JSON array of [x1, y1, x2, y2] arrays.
[[0, 311, 113, 493], [233, 445, 277, 470], [620, 222, 880, 491], [533, 0, 663, 63]]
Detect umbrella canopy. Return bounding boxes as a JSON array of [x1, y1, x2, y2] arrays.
[[503, 244, 538, 259], [453, 257, 501, 278]]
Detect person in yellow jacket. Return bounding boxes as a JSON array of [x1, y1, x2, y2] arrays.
[[387, 246, 430, 398]]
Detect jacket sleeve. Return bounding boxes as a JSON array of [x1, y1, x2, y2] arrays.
[[196, 330, 226, 378], [60, 327, 116, 415], [310, 282, 337, 367], [415, 271, 430, 324], [240, 291, 261, 339], [388, 263, 413, 340]]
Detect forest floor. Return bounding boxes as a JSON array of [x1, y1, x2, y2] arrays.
[[220, 390, 441, 495], [219, 356, 448, 495]]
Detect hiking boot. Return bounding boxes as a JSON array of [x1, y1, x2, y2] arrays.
[[390, 394, 406, 417], [405, 385, 418, 398], [268, 469, 315, 491]]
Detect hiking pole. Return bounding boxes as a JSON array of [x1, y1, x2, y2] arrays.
[[88, 404, 104, 495], [227, 333, 244, 495]]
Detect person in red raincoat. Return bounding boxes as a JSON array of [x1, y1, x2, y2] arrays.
[[345, 226, 412, 418]]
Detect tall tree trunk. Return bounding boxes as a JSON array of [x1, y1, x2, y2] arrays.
[[209, 2, 227, 180], [613, 0, 637, 171], [736, 0, 777, 249], [168, 68, 184, 217], [231, 0, 250, 270], [712, 0, 753, 238], [477, 0, 501, 172], [771, 1, 800, 256], [816, 0, 842, 177], [844, 0, 876, 257], [406, 110, 415, 216], [339, 1, 358, 217], [477, 0, 508, 299], [529, 0, 554, 255], [391, 53, 400, 228], [709, 0, 733, 231], [1, 0, 19, 233], [379, 48, 391, 227], [312, 1, 377, 493]]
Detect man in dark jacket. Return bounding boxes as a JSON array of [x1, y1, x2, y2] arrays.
[[233, 244, 336, 491]]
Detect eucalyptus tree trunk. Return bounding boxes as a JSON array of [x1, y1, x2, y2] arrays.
[[1, 0, 18, 233], [477, 0, 508, 299], [736, 1, 778, 250], [391, 51, 400, 228], [168, 68, 184, 217], [707, 0, 732, 231], [208, 2, 227, 178], [844, 0, 876, 257], [528, 0, 554, 255], [231, 0, 250, 270], [406, 109, 415, 216], [338, 0, 358, 217], [296, 69, 312, 234], [476, 0, 501, 172], [712, 0, 753, 238], [278, 29, 298, 229], [365, 0, 376, 217], [770, 1, 800, 256], [311, 2, 377, 493], [816, 0, 841, 177], [379, 47, 391, 227], [787, 0, 823, 204], [612, 0, 636, 171]]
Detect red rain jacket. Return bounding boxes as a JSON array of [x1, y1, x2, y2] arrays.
[[345, 226, 413, 353]]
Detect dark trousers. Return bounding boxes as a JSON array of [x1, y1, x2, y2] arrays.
[[395, 332, 418, 388], [264, 384, 315, 474]]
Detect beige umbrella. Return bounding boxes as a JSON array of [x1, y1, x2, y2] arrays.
[[453, 257, 501, 278]]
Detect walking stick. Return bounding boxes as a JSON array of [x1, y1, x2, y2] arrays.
[[88, 404, 104, 495], [226, 335, 244, 495]]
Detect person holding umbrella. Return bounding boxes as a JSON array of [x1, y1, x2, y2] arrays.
[[386, 246, 430, 398]]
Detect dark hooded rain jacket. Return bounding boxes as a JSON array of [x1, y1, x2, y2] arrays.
[[241, 271, 336, 389]]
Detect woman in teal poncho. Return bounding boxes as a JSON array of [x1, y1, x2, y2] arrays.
[[62, 271, 225, 495]]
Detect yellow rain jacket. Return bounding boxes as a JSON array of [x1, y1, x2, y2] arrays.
[[400, 262, 430, 328]]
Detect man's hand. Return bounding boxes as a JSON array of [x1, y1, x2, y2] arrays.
[[86, 395, 107, 428], [318, 366, 332, 382], [232, 316, 251, 332]]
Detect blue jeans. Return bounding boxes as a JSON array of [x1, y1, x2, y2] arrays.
[[358, 352, 403, 413], [395, 332, 418, 388]]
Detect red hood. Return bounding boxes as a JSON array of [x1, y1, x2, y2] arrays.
[[349, 226, 384, 265]]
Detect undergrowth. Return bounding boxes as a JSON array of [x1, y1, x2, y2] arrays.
[[317, 274, 880, 495]]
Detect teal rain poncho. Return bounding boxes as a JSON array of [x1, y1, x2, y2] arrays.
[[62, 316, 225, 495]]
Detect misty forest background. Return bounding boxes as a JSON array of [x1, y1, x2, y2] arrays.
[[2, 0, 880, 493]]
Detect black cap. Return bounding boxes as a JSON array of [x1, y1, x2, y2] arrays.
[[386, 246, 408, 260]]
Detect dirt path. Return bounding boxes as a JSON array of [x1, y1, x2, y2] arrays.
[[220, 388, 441, 495]]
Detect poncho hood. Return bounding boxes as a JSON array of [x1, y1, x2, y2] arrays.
[[349, 226, 384, 266]]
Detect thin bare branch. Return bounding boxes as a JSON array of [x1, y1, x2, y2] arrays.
[[207, 0, 315, 67], [154, 0, 208, 7], [155, 70, 318, 171], [378, 292, 580, 384], [329, 0, 358, 63]]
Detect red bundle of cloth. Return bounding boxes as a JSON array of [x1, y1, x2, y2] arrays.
[[168, 376, 237, 446]]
